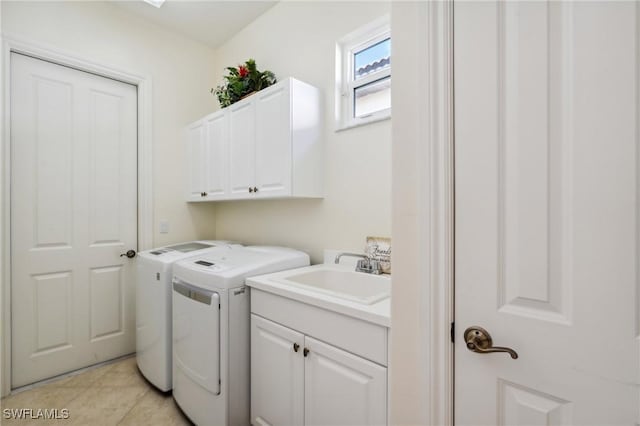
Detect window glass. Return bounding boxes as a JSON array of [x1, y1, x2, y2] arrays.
[[354, 76, 391, 118], [354, 38, 391, 80]]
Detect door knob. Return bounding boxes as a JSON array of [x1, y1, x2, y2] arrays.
[[293, 343, 300, 353], [249, 187, 253, 193], [253, 187, 258, 193], [120, 249, 137, 259], [464, 326, 518, 359]]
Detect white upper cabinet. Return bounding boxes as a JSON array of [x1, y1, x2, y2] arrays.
[[185, 77, 323, 202], [185, 119, 206, 201], [254, 83, 291, 198], [204, 111, 228, 200], [228, 101, 256, 198]]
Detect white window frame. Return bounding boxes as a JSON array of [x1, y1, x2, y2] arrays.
[[335, 16, 391, 131]]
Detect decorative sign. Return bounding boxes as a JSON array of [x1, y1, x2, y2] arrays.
[[366, 236, 391, 274]]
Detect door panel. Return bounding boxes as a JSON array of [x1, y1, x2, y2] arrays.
[[454, 1, 639, 424], [251, 314, 304, 426], [204, 111, 228, 199], [304, 336, 386, 426], [255, 84, 291, 197], [186, 120, 205, 200], [228, 101, 255, 197], [11, 53, 138, 387]]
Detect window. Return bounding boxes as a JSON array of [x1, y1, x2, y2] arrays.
[[336, 16, 391, 130]]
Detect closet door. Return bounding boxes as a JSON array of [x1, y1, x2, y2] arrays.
[[11, 53, 138, 386]]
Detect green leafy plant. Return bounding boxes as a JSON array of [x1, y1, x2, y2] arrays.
[[211, 59, 277, 108]]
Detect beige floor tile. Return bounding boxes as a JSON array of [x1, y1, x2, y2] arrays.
[[65, 386, 148, 425], [0, 357, 194, 426], [1, 385, 84, 410], [1, 386, 83, 426], [48, 363, 116, 388], [118, 388, 192, 426]]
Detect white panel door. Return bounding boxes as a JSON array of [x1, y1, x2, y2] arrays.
[[454, 2, 639, 425], [304, 336, 387, 426], [11, 53, 138, 387], [228, 101, 256, 198], [185, 119, 206, 201], [251, 314, 304, 426], [255, 84, 291, 198], [204, 110, 228, 199]]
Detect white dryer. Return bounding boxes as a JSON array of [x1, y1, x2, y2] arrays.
[[171, 246, 310, 426], [136, 240, 239, 391]]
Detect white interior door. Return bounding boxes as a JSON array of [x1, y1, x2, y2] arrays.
[[10, 53, 138, 387], [455, 1, 639, 424]]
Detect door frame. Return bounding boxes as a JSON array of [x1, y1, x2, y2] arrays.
[[390, 1, 455, 425], [0, 35, 154, 397]]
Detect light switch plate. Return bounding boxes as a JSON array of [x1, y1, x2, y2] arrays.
[[159, 220, 169, 234]]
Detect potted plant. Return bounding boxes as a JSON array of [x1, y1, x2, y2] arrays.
[[211, 59, 277, 108]]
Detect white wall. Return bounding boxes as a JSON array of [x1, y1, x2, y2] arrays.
[[1, 1, 219, 248], [211, 1, 392, 263]]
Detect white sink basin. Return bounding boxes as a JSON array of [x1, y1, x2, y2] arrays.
[[278, 268, 390, 305]]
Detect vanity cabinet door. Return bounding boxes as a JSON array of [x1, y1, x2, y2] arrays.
[[304, 336, 387, 426], [185, 119, 206, 201], [251, 315, 304, 426]]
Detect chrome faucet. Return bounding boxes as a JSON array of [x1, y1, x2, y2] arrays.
[[334, 252, 383, 275]]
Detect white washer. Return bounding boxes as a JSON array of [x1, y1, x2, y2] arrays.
[[136, 240, 240, 391], [172, 246, 310, 426]]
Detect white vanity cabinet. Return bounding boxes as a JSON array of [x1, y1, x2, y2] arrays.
[[185, 110, 228, 201], [250, 289, 388, 426], [186, 77, 322, 202]]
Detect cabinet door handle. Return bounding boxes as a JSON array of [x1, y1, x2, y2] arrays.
[[203, 192, 207, 197], [293, 343, 300, 353], [303, 348, 310, 357], [253, 187, 259, 193], [249, 187, 253, 193]]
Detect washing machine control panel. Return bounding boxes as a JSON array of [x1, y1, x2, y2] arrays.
[[192, 259, 229, 272]]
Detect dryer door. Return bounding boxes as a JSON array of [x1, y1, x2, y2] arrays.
[[172, 278, 221, 394]]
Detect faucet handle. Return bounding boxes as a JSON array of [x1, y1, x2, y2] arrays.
[[356, 258, 383, 275]]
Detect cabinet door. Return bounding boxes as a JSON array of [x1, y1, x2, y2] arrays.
[[254, 83, 292, 198], [304, 336, 387, 426], [203, 111, 227, 199], [251, 314, 304, 426], [185, 120, 206, 201], [228, 101, 255, 198]]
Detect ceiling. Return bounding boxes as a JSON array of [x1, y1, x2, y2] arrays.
[[111, 1, 277, 49]]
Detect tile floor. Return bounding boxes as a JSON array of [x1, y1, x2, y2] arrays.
[[0, 356, 192, 425]]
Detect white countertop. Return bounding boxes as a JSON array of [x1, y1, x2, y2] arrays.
[[246, 263, 391, 327]]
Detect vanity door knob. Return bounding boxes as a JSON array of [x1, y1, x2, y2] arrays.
[[249, 187, 253, 193], [293, 343, 300, 353], [253, 187, 259, 193], [303, 348, 310, 357]]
